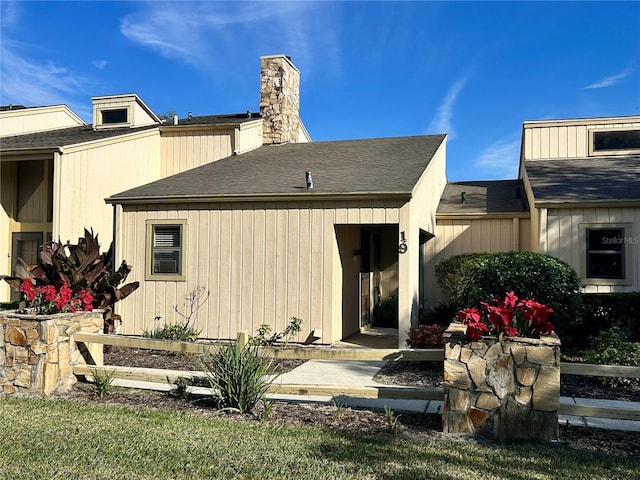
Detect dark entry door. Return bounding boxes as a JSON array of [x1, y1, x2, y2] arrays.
[[10, 232, 43, 301]]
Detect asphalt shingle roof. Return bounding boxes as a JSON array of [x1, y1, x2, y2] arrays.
[[525, 156, 640, 204], [0, 113, 261, 151], [438, 180, 528, 214], [108, 134, 446, 202], [0, 124, 160, 150]]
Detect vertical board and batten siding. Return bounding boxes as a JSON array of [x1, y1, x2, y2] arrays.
[[117, 200, 406, 343], [0, 107, 84, 136], [524, 121, 640, 160], [543, 207, 640, 293], [422, 218, 527, 306], [160, 130, 234, 177], [55, 132, 161, 247], [236, 123, 264, 154]]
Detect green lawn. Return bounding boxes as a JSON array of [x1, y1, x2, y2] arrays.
[[0, 396, 637, 480]]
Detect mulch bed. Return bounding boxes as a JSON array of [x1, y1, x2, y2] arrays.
[[47, 346, 637, 459]]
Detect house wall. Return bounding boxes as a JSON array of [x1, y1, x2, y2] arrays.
[[54, 130, 161, 247], [0, 106, 85, 136], [422, 216, 531, 307], [523, 117, 640, 160], [0, 158, 54, 300], [160, 128, 235, 177], [115, 199, 405, 344], [541, 207, 640, 293], [396, 139, 448, 343]]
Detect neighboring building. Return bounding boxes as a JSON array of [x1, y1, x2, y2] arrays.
[[520, 116, 640, 293], [0, 54, 309, 302], [2, 53, 638, 345]]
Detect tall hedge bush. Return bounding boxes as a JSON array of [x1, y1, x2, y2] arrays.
[[581, 293, 640, 343], [435, 251, 583, 344]]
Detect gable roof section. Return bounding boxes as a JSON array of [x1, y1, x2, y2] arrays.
[[525, 155, 640, 205], [107, 134, 446, 203], [438, 180, 528, 214], [0, 124, 158, 152], [0, 112, 267, 153]]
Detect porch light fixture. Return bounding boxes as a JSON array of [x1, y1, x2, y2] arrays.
[[398, 231, 407, 254]]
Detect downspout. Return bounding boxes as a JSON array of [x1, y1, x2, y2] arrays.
[[111, 204, 117, 275]]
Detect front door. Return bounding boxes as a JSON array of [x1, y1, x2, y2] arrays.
[[10, 232, 43, 301]]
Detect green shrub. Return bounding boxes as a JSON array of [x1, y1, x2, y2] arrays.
[[581, 293, 640, 343], [434, 253, 486, 301], [203, 343, 277, 413], [436, 252, 583, 346], [585, 328, 640, 389], [249, 317, 303, 346], [419, 302, 459, 327], [144, 322, 200, 342], [373, 294, 398, 328], [91, 368, 115, 398]]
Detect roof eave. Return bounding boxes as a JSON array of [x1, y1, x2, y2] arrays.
[[436, 212, 530, 219], [0, 146, 61, 156], [534, 199, 640, 208], [106, 191, 412, 205]]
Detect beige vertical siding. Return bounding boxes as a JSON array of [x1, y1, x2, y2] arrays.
[[0, 106, 84, 136], [160, 129, 234, 177], [422, 217, 528, 306], [116, 199, 407, 343], [524, 119, 640, 160], [236, 123, 264, 154], [55, 131, 160, 247], [542, 207, 640, 293]]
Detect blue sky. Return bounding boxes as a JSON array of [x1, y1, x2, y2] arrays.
[[1, 1, 639, 181]]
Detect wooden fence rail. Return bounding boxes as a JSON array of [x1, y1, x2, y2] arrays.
[[72, 332, 640, 422]]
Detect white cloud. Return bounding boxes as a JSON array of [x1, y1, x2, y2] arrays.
[[427, 78, 466, 139], [0, 40, 93, 118], [1, 0, 20, 28], [474, 138, 521, 179], [584, 66, 633, 89], [92, 60, 108, 70], [119, 2, 337, 71]]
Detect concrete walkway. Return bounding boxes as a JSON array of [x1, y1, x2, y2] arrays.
[[113, 357, 640, 433]]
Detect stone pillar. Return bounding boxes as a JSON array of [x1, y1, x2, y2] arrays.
[[0, 311, 103, 396], [260, 54, 300, 145], [443, 324, 560, 442]]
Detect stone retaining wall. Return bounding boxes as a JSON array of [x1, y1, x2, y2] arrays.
[[0, 311, 103, 396], [443, 324, 560, 442]]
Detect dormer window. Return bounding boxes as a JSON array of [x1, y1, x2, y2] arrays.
[[101, 108, 128, 125], [589, 128, 640, 156]]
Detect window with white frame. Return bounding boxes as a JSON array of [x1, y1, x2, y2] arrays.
[[580, 223, 633, 285], [589, 128, 640, 156], [146, 220, 187, 280]]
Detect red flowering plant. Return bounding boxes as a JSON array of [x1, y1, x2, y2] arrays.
[[406, 324, 445, 349], [455, 291, 554, 341], [20, 279, 94, 315]]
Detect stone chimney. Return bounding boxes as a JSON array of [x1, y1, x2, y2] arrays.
[[260, 54, 300, 145]]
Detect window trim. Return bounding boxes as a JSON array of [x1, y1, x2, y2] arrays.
[[579, 223, 633, 286], [145, 219, 187, 281], [96, 106, 131, 128], [588, 127, 640, 156]]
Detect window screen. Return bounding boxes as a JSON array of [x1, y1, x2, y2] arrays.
[[152, 225, 182, 275]]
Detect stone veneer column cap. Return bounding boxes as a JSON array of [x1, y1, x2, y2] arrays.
[[260, 54, 301, 74]]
